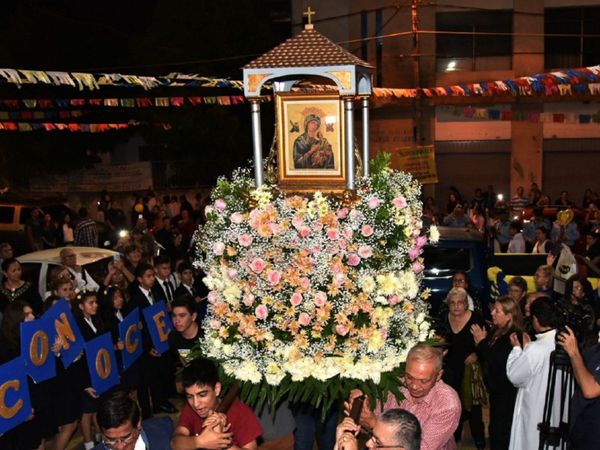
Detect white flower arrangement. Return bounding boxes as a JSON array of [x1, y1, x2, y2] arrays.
[[193, 154, 433, 409]]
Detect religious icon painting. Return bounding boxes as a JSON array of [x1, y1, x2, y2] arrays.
[[276, 93, 346, 191]]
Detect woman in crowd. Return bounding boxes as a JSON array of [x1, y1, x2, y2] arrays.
[[61, 212, 75, 246], [561, 274, 595, 346], [41, 212, 58, 249], [533, 264, 554, 296], [0, 301, 52, 450], [472, 296, 524, 450], [102, 259, 132, 292], [468, 203, 486, 233], [450, 271, 478, 312], [507, 276, 528, 314], [47, 277, 82, 450], [0, 257, 42, 315], [532, 226, 551, 254], [100, 285, 140, 392], [74, 290, 104, 450], [439, 288, 486, 449]]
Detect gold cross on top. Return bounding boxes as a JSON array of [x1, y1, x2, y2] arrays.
[[303, 6, 316, 25]]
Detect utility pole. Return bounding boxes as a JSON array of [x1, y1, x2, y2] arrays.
[[411, 0, 422, 145]]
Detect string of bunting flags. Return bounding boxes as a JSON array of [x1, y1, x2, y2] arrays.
[[1, 65, 600, 99], [374, 65, 600, 99], [0, 68, 245, 91], [0, 121, 172, 132], [448, 106, 600, 124], [0, 95, 272, 110]]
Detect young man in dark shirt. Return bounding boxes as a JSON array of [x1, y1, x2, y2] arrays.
[[169, 295, 202, 365]]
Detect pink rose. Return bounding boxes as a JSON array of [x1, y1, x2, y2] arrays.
[[291, 292, 303, 307], [335, 324, 349, 336], [337, 239, 348, 250], [343, 229, 353, 239], [314, 291, 327, 307], [292, 216, 304, 229], [299, 277, 310, 290], [347, 253, 361, 266], [214, 199, 227, 212], [416, 236, 428, 248], [408, 247, 420, 260], [298, 313, 311, 326], [243, 293, 255, 306], [227, 268, 238, 279], [412, 261, 424, 273], [250, 258, 266, 273], [299, 226, 311, 238], [368, 197, 381, 209], [334, 272, 346, 284], [361, 225, 374, 237], [326, 228, 339, 240], [393, 196, 407, 209], [230, 212, 244, 224], [255, 304, 269, 320], [207, 291, 218, 303], [349, 209, 361, 221], [213, 242, 225, 256], [310, 245, 322, 254], [388, 295, 401, 305], [238, 234, 253, 247], [337, 208, 349, 219], [209, 319, 221, 330], [266, 270, 282, 286], [358, 245, 373, 258]]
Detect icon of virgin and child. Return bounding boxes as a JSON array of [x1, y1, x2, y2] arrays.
[[293, 113, 334, 169]]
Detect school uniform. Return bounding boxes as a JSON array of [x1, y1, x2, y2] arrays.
[[130, 285, 173, 418]]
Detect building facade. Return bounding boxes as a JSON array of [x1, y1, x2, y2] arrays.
[[290, 0, 600, 203]]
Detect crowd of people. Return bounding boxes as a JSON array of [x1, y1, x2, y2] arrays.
[[1, 184, 600, 450], [18, 189, 210, 261], [425, 184, 600, 263]]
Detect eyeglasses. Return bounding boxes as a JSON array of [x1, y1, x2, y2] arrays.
[[361, 429, 404, 449], [102, 428, 140, 448]]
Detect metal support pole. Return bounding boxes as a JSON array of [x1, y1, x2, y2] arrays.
[[344, 97, 355, 190], [250, 101, 263, 187], [361, 96, 370, 177]]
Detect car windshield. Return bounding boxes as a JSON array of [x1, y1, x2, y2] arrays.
[[423, 246, 471, 275]]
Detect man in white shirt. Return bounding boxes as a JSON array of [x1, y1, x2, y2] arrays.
[[506, 296, 563, 450], [60, 247, 100, 291], [507, 222, 526, 253]]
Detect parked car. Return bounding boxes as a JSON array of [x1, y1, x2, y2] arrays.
[[16, 246, 119, 299], [0, 203, 76, 255]]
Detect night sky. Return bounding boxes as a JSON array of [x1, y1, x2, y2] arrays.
[[0, 1, 292, 190]]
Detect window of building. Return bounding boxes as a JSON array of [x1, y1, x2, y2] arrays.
[[436, 10, 513, 71], [545, 7, 600, 69]]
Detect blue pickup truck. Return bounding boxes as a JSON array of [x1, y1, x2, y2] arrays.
[[422, 227, 488, 317]]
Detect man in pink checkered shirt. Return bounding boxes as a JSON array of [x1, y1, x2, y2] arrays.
[[346, 344, 462, 450]]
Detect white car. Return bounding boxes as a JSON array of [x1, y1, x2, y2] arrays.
[[17, 247, 120, 299]]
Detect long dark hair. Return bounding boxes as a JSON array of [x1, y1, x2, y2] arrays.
[[0, 300, 30, 346]]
